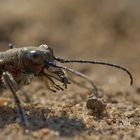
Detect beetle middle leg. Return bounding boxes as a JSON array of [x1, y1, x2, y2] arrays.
[[2, 72, 29, 127]]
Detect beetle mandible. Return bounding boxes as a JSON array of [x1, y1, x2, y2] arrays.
[[0, 44, 133, 127]]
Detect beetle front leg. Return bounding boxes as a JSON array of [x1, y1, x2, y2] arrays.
[[2, 72, 29, 127]]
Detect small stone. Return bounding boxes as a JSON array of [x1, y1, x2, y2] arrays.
[[86, 96, 106, 116]]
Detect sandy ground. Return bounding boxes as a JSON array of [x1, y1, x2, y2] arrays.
[[0, 1, 140, 140]]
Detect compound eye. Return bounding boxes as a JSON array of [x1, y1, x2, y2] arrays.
[[29, 51, 45, 64]]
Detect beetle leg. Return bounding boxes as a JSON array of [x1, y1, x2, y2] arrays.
[[2, 72, 29, 127], [64, 67, 98, 97], [46, 76, 64, 91], [47, 63, 98, 97], [43, 77, 57, 92]]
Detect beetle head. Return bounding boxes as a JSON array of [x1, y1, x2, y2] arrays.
[[21, 44, 69, 88], [21, 44, 133, 94]]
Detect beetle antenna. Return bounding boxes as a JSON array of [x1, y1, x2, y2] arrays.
[[55, 57, 133, 86]]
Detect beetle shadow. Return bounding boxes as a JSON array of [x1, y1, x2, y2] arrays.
[[0, 105, 87, 137]]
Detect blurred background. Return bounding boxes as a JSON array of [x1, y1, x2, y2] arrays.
[[0, 0, 140, 88], [0, 1, 140, 139]]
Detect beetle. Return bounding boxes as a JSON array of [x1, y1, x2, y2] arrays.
[[0, 44, 133, 127]]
